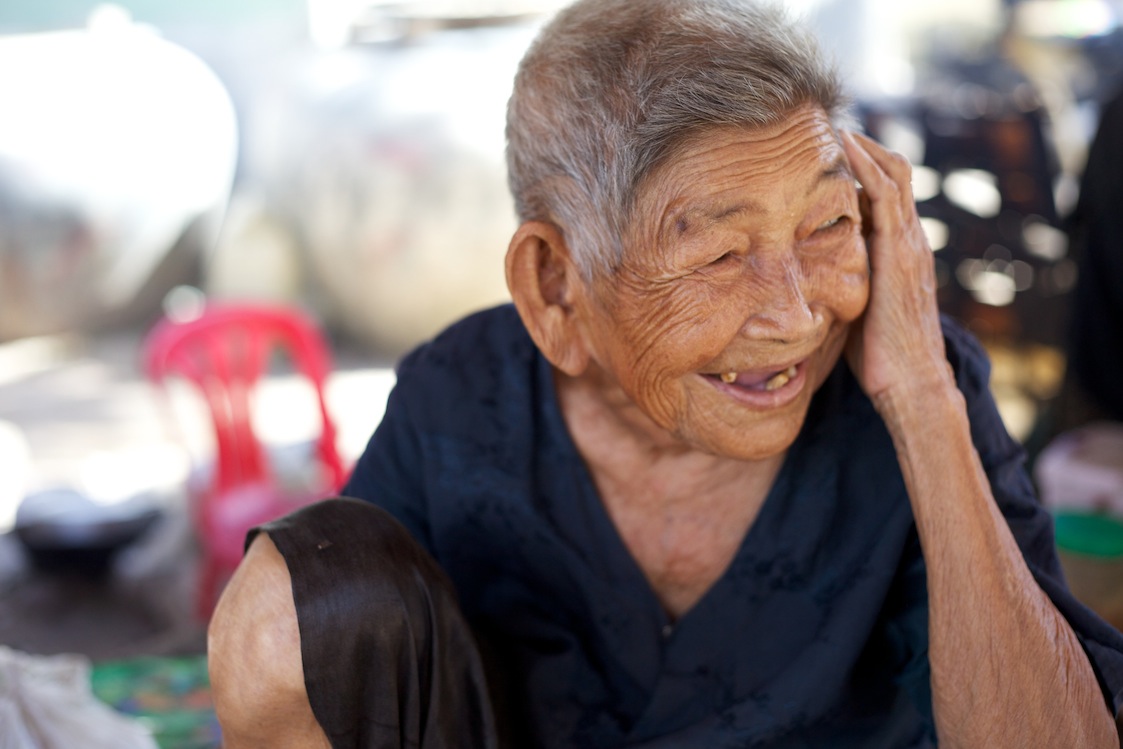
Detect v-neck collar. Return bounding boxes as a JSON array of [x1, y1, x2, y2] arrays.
[[534, 348, 806, 645]]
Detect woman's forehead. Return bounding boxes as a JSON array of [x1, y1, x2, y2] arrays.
[[633, 110, 853, 239]]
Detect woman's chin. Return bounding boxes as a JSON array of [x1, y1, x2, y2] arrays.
[[679, 406, 809, 463]]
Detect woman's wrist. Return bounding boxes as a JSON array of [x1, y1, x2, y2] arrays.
[[869, 362, 962, 438]]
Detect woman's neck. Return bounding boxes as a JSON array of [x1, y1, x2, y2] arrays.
[[553, 364, 786, 507], [554, 363, 787, 619]]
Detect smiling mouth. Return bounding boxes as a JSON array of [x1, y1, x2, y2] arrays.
[[705, 363, 802, 393], [719, 365, 797, 391]]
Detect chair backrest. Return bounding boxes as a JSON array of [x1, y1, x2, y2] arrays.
[[143, 304, 346, 500]]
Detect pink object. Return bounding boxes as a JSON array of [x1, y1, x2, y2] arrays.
[[143, 304, 347, 619], [1035, 421, 1123, 516]]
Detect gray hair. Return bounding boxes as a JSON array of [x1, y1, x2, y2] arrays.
[[506, 0, 850, 281]]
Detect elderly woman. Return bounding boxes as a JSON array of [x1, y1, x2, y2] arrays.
[[208, 1, 1123, 747]]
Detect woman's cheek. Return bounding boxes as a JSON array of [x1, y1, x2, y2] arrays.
[[837, 236, 870, 320], [839, 271, 870, 323], [807, 239, 869, 323]]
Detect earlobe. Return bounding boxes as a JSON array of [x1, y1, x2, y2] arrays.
[[505, 221, 591, 377]]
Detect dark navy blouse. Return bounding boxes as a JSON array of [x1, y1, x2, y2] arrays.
[[343, 304, 1123, 748]]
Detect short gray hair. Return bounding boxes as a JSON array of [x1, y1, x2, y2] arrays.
[[506, 0, 849, 280]]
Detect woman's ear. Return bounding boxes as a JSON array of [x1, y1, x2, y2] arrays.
[[505, 221, 591, 376]]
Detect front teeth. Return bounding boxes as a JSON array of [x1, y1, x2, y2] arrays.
[[764, 366, 798, 391], [718, 365, 798, 390]]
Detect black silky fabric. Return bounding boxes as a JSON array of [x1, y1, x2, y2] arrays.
[[343, 304, 1123, 747], [1066, 86, 1123, 421], [250, 498, 498, 749]]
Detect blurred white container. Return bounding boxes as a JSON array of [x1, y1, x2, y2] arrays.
[[228, 10, 542, 353], [0, 10, 238, 339]]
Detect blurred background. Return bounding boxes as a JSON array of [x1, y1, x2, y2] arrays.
[[1, 0, 1122, 745]]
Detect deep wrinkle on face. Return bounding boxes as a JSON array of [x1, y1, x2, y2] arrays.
[[659, 152, 855, 259], [572, 106, 870, 462]]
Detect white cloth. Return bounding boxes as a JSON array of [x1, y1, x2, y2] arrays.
[[0, 646, 157, 749]]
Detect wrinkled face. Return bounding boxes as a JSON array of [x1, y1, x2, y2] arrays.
[[575, 106, 870, 460]]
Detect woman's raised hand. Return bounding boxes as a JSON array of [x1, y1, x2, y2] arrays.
[[840, 130, 953, 409]]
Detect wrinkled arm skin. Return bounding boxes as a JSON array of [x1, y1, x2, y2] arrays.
[[842, 130, 1118, 748], [877, 376, 1117, 748]]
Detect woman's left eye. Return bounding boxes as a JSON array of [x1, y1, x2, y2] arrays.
[[817, 216, 846, 232]]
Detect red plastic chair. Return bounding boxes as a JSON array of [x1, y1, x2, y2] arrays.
[[143, 304, 347, 619]]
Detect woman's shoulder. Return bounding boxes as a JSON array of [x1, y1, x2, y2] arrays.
[[389, 304, 542, 423]]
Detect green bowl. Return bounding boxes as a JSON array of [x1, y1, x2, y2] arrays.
[[1053, 511, 1123, 559]]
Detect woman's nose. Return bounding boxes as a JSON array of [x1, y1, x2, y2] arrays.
[[738, 258, 820, 343]]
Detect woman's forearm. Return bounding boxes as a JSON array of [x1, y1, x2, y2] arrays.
[[875, 379, 1117, 748]]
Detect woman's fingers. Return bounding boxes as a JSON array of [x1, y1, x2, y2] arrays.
[[840, 131, 892, 201], [841, 130, 930, 254], [838, 128, 946, 400], [846, 131, 914, 195], [841, 131, 912, 244]]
